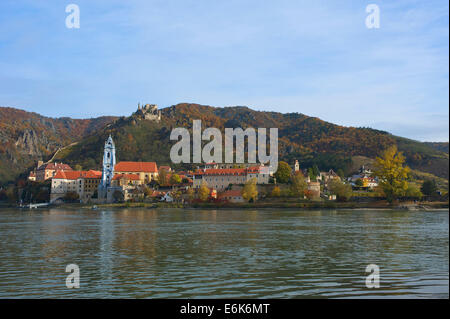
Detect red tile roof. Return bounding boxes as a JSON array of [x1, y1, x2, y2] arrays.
[[38, 162, 72, 171], [194, 166, 264, 176], [115, 161, 158, 173], [112, 173, 140, 181], [52, 170, 101, 180], [219, 190, 242, 198]]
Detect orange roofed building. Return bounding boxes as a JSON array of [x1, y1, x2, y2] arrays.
[[193, 166, 269, 191], [111, 173, 143, 187], [50, 170, 102, 203], [36, 161, 73, 181], [218, 190, 244, 203], [114, 161, 158, 183]]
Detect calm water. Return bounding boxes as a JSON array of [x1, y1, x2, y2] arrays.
[[0, 208, 448, 298]]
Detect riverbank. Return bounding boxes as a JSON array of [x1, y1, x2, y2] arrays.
[[5, 200, 447, 211]]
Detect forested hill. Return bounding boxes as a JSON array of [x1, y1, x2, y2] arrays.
[[0, 103, 448, 184], [424, 142, 449, 154], [53, 103, 448, 181], [0, 106, 117, 183]]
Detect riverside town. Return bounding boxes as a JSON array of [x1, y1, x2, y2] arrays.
[[2, 103, 445, 211]]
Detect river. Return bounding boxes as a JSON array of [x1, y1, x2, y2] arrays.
[[0, 208, 448, 298]]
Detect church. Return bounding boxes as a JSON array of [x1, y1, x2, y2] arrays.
[[98, 135, 159, 203]]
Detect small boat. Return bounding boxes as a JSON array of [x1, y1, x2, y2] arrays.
[[92, 205, 98, 210]]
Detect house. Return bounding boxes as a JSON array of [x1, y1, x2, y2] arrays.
[[28, 171, 36, 181], [50, 170, 102, 203], [36, 161, 73, 181], [193, 166, 269, 191], [114, 161, 159, 183], [218, 190, 244, 203], [320, 169, 341, 185], [111, 173, 143, 187]]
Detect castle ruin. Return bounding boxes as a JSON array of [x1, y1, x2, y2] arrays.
[[135, 103, 161, 122]]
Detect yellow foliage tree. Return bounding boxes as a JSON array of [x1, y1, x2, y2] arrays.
[[290, 171, 307, 198], [198, 181, 210, 202], [271, 186, 281, 197], [242, 178, 258, 202], [373, 145, 410, 202]]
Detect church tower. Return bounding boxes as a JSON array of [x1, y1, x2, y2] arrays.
[[101, 135, 116, 189], [294, 160, 300, 172]]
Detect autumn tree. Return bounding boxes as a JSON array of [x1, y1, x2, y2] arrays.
[[274, 161, 291, 184], [406, 183, 423, 199], [198, 181, 210, 202], [373, 146, 410, 202], [242, 178, 258, 202], [158, 169, 168, 186], [271, 186, 281, 197], [170, 174, 182, 185], [186, 187, 195, 201], [290, 171, 307, 198], [142, 185, 153, 198], [329, 179, 352, 202]]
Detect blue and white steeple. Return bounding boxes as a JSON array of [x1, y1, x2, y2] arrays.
[[101, 135, 116, 188]]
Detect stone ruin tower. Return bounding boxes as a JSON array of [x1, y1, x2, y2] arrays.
[[136, 103, 161, 122]]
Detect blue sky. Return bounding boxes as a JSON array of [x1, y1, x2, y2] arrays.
[[0, 0, 448, 141]]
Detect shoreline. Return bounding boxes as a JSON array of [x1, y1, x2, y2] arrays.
[[3, 201, 448, 211]]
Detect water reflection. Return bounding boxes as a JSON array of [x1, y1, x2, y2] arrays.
[[0, 208, 448, 298]]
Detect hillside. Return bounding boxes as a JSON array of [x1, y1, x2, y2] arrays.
[[424, 142, 449, 154], [0, 103, 448, 185], [48, 103, 448, 182], [0, 107, 117, 183]]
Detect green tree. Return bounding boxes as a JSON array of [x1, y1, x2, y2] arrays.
[[337, 168, 345, 179], [355, 178, 364, 187], [290, 171, 307, 197], [198, 182, 210, 202], [329, 179, 352, 202], [242, 178, 258, 202], [308, 166, 319, 182], [406, 183, 423, 199], [274, 161, 291, 183], [420, 179, 438, 196], [74, 164, 83, 171], [312, 165, 320, 177], [373, 146, 410, 202]]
